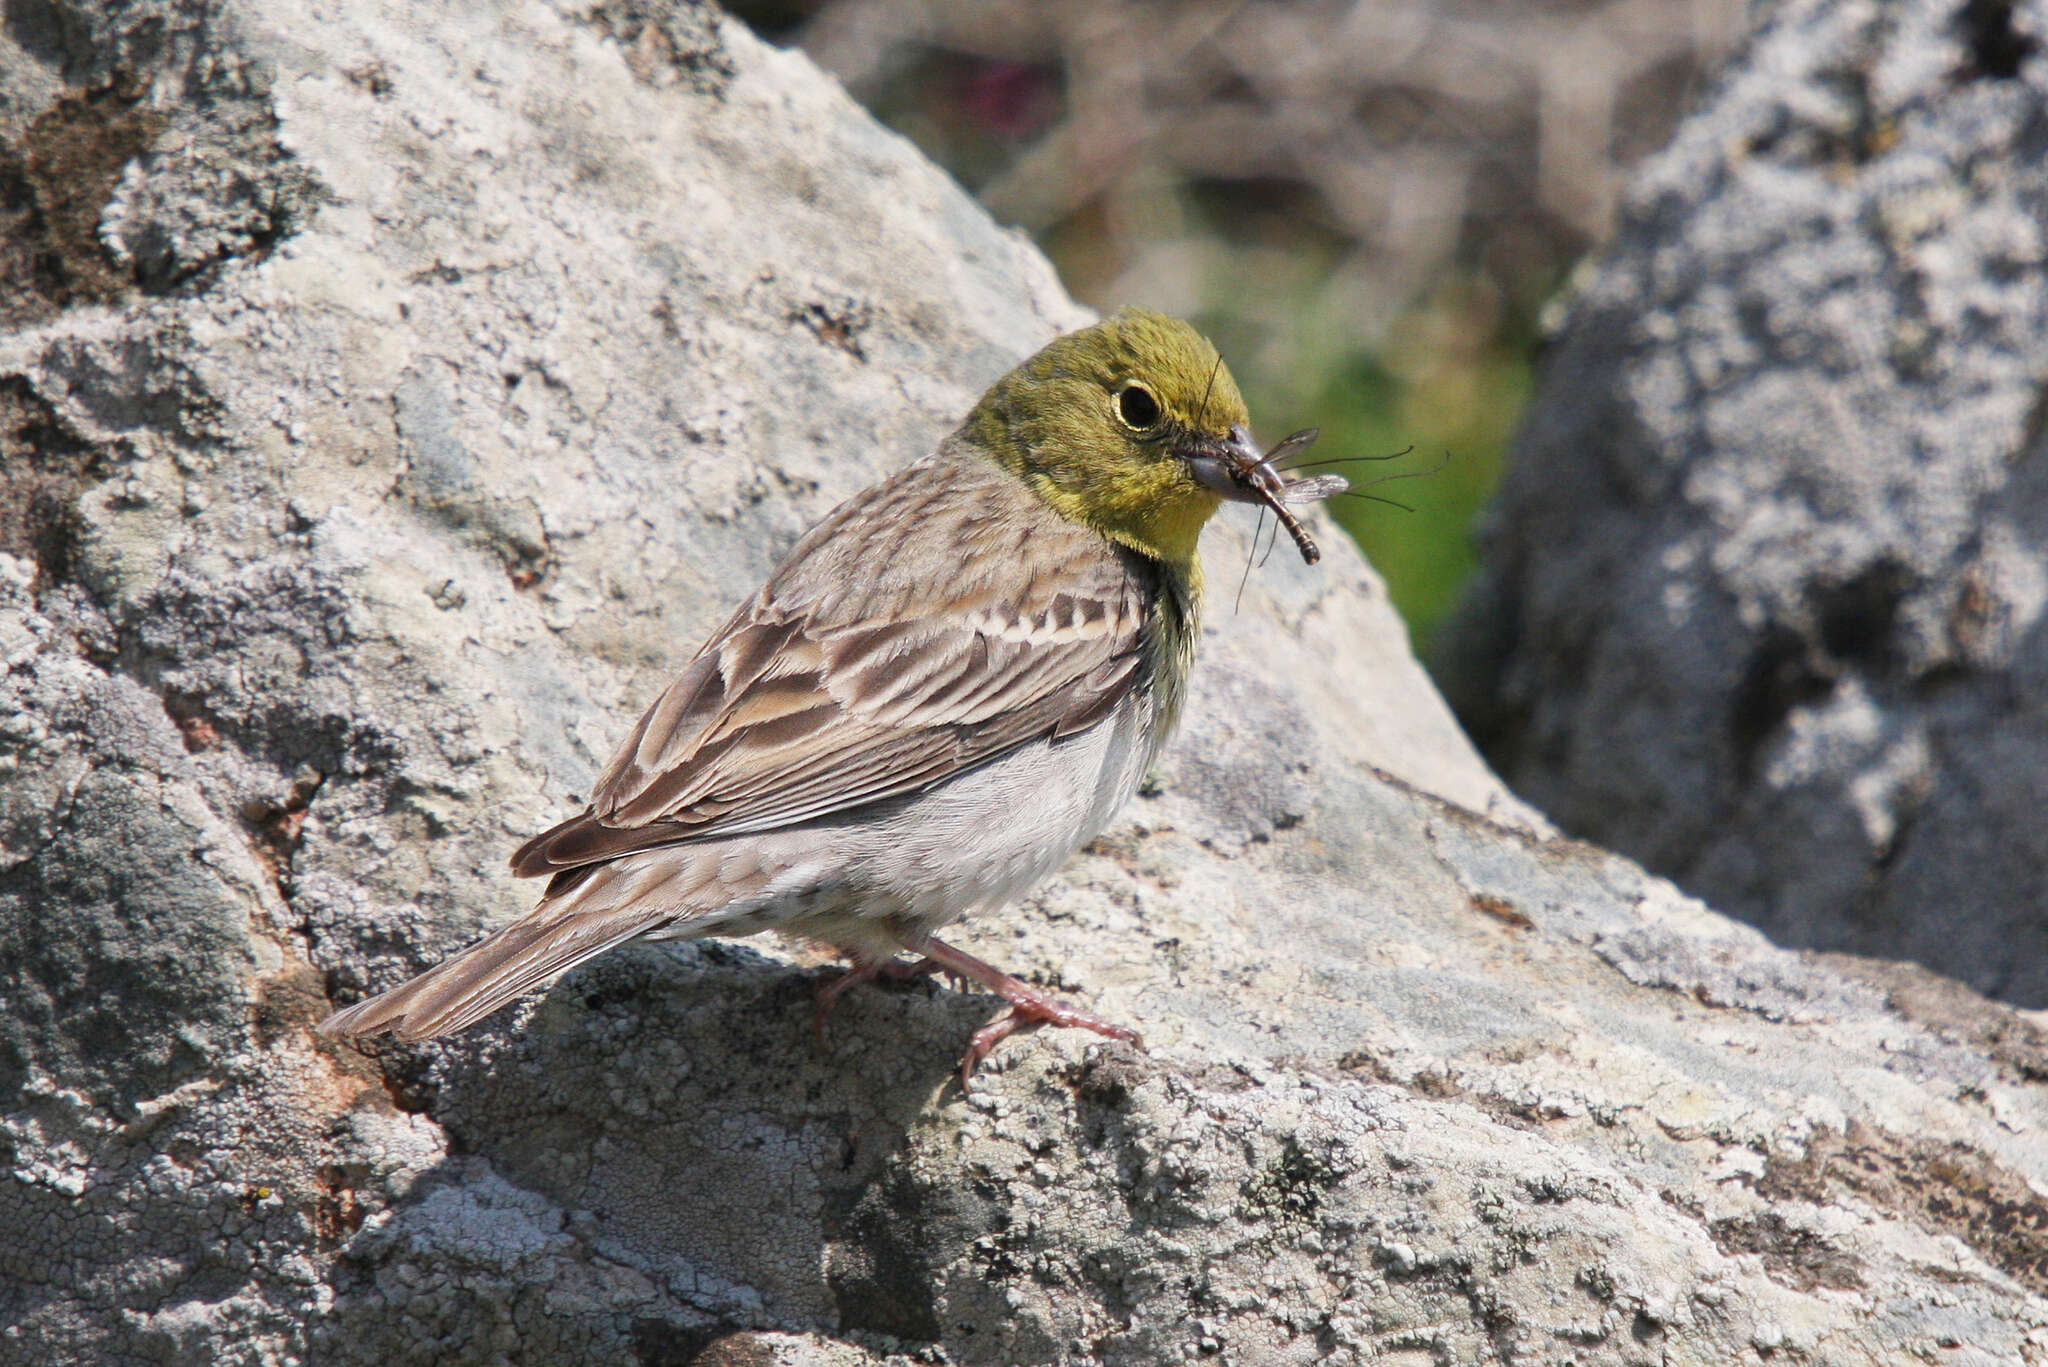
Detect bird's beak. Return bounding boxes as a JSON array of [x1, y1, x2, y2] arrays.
[[1181, 423, 1332, 564], [1181, 424, 1271, 504]]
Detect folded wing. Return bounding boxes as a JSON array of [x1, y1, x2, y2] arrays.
[[512, 451, 1154, 877]]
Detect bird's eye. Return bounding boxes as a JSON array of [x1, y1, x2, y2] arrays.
[[1116, 384, 1162, 431]]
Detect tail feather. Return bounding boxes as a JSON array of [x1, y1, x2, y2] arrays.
[[320, 842, 780, 1041], [318, 904, 675, 1041]]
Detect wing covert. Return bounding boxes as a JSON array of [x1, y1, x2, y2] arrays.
[[511, 451, 1156, 877]]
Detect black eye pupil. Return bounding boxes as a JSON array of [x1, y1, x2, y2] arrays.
[[1119, 385, 1161, 429]]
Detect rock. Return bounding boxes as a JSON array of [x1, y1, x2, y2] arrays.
[[1437, 0, 2048, 1005], [5, 0, 2048, 1363]]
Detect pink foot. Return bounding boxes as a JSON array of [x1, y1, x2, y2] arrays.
[[812, 954, 940, 1043], [919, 938, 1142, 1085]]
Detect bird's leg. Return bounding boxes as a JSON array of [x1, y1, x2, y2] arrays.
[[917, 937, 1143, 1084], [812, 953, 941, 1042]]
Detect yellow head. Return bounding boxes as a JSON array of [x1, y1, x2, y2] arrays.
[[960, 308, 1265, 567]]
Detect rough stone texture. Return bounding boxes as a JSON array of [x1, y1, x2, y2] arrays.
[[1437, 0, 2048, 1006], [8, 0, 2048, 1364]]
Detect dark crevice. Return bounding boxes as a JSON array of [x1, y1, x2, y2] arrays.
[[1727, 562, 1916, 782], [629, 1320, 757, 1367], [2017, 379, 2048, 458], [0, 376, 112, 590], [1813, 558, 1912, 668], [239, 764, 328, 901], [1957, 0, 2036, 80], [1729, 624, 1835, 784], [790, 300, 872, 360], [0, 74, 166, 328]]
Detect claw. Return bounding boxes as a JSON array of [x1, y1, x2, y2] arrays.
[[810, 940, 1144, 1083], [918, 938, 1142, 1085]]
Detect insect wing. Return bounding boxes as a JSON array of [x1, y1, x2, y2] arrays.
[[1277, 474, 1349, 505], [1262, 428, 1321, 467]]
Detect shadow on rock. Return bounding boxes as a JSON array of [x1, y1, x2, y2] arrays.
[[333, 939, 989, 1342]]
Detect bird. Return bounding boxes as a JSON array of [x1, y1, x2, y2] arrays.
[[318, 307, 1335, 1080]]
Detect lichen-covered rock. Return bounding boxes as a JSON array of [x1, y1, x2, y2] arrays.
[[1437, 0, 2048, 1006], [6, 0, 2048, 1363]]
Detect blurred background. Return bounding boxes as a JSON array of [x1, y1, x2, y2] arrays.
[[730, 0, 1747, 652]]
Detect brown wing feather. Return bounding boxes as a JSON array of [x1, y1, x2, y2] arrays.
[[511, 448, 1155, 878]]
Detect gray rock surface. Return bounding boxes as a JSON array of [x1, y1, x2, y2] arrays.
[[1437, 0, 2048, 1006], [7, 0, 2048, 1363]]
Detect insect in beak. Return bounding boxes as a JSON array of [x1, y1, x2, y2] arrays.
[[1184, 425, 1347, 564]]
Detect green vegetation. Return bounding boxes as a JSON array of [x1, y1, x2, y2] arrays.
[[1283, 310, 1531, 652], [1184, 274, 1535, 654]]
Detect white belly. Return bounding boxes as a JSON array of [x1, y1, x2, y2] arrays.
[[651, 688, 1161, 961]]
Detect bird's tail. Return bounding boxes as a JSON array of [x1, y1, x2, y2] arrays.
[[317, 864, 685, 1041]]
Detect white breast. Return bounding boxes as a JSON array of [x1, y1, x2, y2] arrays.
[[682, 687, 1162, 960]]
